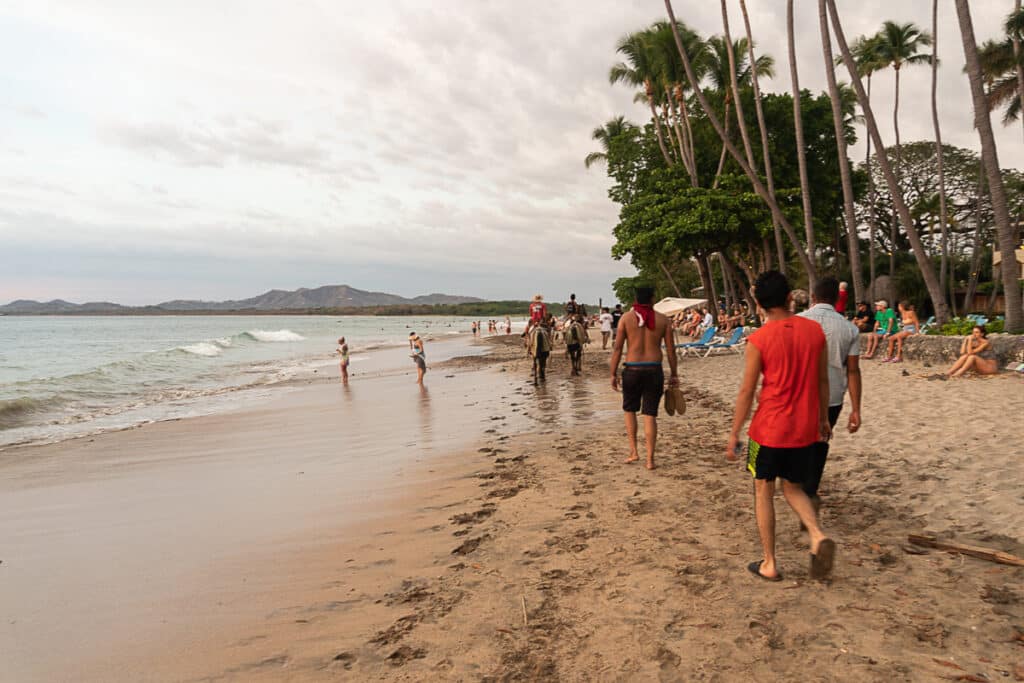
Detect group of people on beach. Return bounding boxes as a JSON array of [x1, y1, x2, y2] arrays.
[[610, 274, 858, 581], [472, 318, 512, 336]]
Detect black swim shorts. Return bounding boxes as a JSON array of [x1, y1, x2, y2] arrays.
[[414, 355, 426, 370], [621, 365, 664, 417], [746, 439, 812, 483]]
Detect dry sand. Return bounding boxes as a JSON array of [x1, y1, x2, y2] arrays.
[[4, 334, 1023, 681]]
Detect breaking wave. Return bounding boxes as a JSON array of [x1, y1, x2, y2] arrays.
[[242, 329, 305, 343]]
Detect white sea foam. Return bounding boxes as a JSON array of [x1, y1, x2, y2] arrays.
[[214, 337, 233, 348], [179, 342, 222, 357], [245, 329, 305, 342]]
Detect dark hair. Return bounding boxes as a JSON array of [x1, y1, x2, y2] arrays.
[[858, 301, 869, 308], [603, 307, 609, 313], [409, 331, 416, 336], [812, 276, 840, 306], [973, 325, 987, 337], [635, 286, 655, 305], [899, 300, 914, 311], [570, 293, 576, 299], [753, 270, 791, 310]]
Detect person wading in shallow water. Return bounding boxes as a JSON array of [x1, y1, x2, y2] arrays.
[[726, 270, 836, 582], [409, 332, 426, 385], [609, 285, 678, 471], [336, 337, 349, 384]]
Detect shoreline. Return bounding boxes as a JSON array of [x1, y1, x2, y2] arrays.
[[3, 336, 1022, 681]]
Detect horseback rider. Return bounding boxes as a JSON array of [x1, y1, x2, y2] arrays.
[[523, 294, 547, 337]]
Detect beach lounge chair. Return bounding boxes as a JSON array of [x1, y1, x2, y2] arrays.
[[920, 315, 936, 333], [702, 327, 745, 357], [676, 327, 717, 357]]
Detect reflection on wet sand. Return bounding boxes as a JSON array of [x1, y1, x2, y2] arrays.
[[417, 384, 432, 447]]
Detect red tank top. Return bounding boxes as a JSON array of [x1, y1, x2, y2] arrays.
[[747, 316, 825, 448]]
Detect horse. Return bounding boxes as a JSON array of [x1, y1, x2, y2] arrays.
[[563, 317, 589, 376], [526, 324, 553, 384]]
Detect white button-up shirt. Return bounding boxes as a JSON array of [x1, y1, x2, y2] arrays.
[[799, 303, 860, 407]]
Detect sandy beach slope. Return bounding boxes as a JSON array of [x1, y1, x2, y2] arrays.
[[3, 335, 1022, 681]]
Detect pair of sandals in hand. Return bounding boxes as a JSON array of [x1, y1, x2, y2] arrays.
[[664, 385, 686, 416]]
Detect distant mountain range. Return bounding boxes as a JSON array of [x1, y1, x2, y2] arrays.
[[0, 285, 484, 314]]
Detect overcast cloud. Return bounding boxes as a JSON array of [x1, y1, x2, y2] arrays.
[[0, 0, 1019, 306]]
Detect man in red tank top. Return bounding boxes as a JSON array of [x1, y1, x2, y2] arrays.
[[726, 271, 837, 582]]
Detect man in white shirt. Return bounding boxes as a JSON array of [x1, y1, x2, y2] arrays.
[[798, 276, 862, 513], [599, 307, 614, 349], [702, 308, 714, 331]]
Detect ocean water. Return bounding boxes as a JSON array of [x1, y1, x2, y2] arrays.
[[0, 315, 507, 447]]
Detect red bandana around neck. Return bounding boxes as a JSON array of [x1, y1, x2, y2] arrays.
[[633, 303, 656, 329]]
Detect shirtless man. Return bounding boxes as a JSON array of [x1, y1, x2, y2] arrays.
[[609, 286, 679, 470]]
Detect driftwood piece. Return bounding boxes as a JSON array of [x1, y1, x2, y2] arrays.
[[908, 535, 1024, 567]]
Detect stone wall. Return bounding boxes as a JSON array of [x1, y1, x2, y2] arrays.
[[860, 333, 1024, 365]]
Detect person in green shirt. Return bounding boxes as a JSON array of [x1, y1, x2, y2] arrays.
[[863, 300, 897, 359]]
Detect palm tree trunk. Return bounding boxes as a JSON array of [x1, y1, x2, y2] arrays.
[[666, 86, 697, 186], [696, 254, 718, 310], [659, 261, 684, 298], [788, 0, 817, 289], [712, 99, 731, 188], [723, 251, 758, 312], [818, 0, 865, 304], [826, 0, 951, 323], [963, 181, 985, 312], [720, 0, 757, 170], [661, 105, 679, 163], [931, 0, 951, 302], [679, 95, 699, 178], [739, 0, 787, 276], [891, 66, 901, 277], [866, 74, 878, 299], [955, 0, 1023, 332], [648, 92, 674, 167], [665, 0, 817, 283], [1014, 0, 1024, 142]]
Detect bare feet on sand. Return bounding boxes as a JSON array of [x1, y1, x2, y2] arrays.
[[624, 454, 640, 464], [645, 460, 656, 470]]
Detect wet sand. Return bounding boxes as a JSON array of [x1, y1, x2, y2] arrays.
[[2, 334, 1022, 681]]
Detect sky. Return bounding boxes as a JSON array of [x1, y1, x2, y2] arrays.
[[1, 0, 1020, 306]]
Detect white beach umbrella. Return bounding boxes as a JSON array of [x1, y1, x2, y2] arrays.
[[653, 297, 706, 316]]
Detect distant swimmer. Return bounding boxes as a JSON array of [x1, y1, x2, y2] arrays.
[[409, 332, 427, 385], [337, 337, 349, 384]]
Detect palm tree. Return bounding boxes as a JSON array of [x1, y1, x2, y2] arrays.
[[719, 1, 756, 171], [704, 35, 774, 188], [874, 20, 933, 276], [826, 0, 950, 323], [1013, 0, 1024, 140], [738, 0, 786, 273], [584, 116, 636, 169], [788, 0, 816, 288], [929, 0, 951, 301], [610, 31, 674, 167], [663, 1, 817, 283], [976, 6, 1024, 134], [818, 0, 864, 304], [850, 33, 885, 297], [955, 0, 1023, 333], [648, 20, 707, 186]]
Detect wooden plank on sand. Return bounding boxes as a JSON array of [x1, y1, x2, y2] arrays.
[[907, 535, 1024, 567]]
